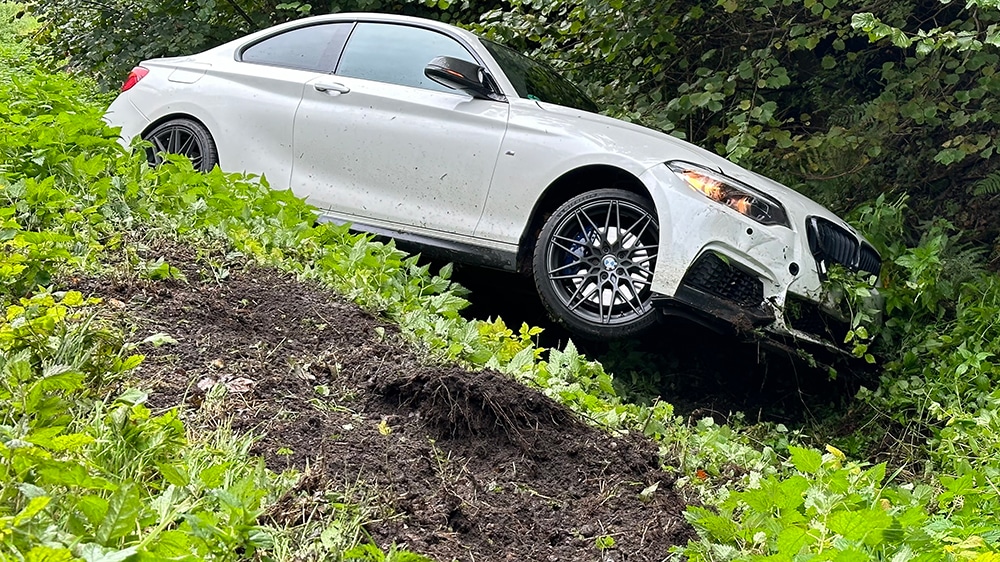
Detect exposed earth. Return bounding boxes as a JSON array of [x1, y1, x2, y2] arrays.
[[80, 241, 696, 561]]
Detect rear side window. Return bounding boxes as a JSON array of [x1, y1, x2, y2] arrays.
[[241, 23, 352, 73], [336, 23, 475, 92]]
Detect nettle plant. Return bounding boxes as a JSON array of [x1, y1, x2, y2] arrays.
[[0, 292, 285, 560], [678, 445, 998, 560]]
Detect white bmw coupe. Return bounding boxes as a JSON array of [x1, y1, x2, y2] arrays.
[[105, 12, 881, 349]]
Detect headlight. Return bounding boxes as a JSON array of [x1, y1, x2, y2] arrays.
[[667, 162, 790, 228]]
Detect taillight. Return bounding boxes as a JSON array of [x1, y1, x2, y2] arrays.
[[121, 66, 149, 92]]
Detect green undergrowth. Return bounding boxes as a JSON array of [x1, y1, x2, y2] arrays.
[[4, 2, 1000, 560]]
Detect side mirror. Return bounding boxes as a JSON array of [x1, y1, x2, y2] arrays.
[[424, 56, 503, 101]]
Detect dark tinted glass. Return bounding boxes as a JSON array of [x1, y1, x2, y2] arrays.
[[482, 40, 598, 113], [337, 23, 475, 92], [241, 23, 352, 72]]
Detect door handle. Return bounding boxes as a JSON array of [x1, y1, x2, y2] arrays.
[[314, 81, 350, 94]]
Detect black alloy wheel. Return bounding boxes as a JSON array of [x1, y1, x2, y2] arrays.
[[533, 188, 660, 339], [143, 118, 219, 172]]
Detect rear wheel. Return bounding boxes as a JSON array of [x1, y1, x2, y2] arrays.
[[143, 118, 218, 172], [532, 189, 660, 339]]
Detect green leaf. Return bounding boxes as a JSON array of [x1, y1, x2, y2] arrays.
[[119, 354, 144, 371], [829, 508, 892, 543], [157, 462, 190, 487], [827, 510, 869, 540], [851, 12, 878, 31], [199, 462, 230, 488], [37, 463, 114, 490], [76, 544, 138, 562], [832, 547, 869, 562], [986, 24, 1000, 47], [776, 525, 815, 554], [96, 483, 141, 545], [75, 495, 110, 526], [115, 388, 148, 406], [25, 546, 75, 562], [788, 446, 823, 473], [141, 333, 177, 347], [147, 530, 193, 559], [14, 496, 51, 525]]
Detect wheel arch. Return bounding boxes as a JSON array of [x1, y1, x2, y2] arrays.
[[140, 113, 214, 140], [516, 164, 655, 272]]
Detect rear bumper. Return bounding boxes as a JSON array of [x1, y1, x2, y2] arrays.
[[104, 95, 150, 148]]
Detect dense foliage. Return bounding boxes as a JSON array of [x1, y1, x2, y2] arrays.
[[477, 0, 1000, 216], [8, 0, 1000, 559]]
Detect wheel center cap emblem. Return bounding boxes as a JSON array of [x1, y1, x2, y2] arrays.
[[602, 255, 618, 270]]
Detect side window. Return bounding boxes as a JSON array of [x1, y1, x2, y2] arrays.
[[336, 23, 475, 92], [241, 23, 352, 72]]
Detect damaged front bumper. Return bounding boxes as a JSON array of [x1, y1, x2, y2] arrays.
[[639, 164, 883, 358]]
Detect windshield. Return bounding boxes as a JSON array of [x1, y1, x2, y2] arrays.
[[481, 40, 599, 114]]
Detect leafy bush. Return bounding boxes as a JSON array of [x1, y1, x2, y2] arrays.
[[0, 291, 290, 560], [678, 194, 1000, 559]]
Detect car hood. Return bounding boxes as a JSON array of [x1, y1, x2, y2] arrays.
[[533, 101, 865, 238]]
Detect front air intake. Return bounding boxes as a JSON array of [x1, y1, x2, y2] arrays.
[[681, 253, 764, 308]]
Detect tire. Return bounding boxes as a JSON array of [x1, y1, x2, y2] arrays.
[[532, 189, 660, 340], [143, 118, 219, 172]]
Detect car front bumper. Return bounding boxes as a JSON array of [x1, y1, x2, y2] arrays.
[[639, 164, 882, 354]]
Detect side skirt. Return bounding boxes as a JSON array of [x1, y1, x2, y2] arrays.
[[316, 214, 519, 271]]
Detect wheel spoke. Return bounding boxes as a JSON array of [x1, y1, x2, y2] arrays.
[[153, 135, 168, 155], [548, 259, 586, 275], [620, 215, 653, 246], [553, 233, 587, 246], [603, 200, 614, 240], [549, 271, 588, 281], [577, 209, 606, 245], [177, 134, 195, 156], [627, 269, 653, 285], [607, 287, 621, 323], [620, 277, 644, 315], [631, 254, 656, 267], [625, 243, 658, 254], [552, 238, 584, 256], [596, 280, 607, 323], [566, 281, 597, 312], [169, 130, 182, 153]]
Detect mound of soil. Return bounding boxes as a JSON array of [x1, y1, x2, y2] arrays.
[[83, 242, 694, 561]]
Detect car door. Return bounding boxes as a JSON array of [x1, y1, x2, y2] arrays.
[[291, 22, 510, 237], [209, 21, 353, 187]]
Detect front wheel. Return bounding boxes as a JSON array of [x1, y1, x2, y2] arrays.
[[532, 189, 660, 340], [143, 118, 219, 172]]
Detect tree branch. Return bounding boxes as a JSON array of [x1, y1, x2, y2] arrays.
[[219, 0, 255, 28]]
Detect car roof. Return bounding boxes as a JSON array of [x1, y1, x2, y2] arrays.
[[238, 12, 482, 46]]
